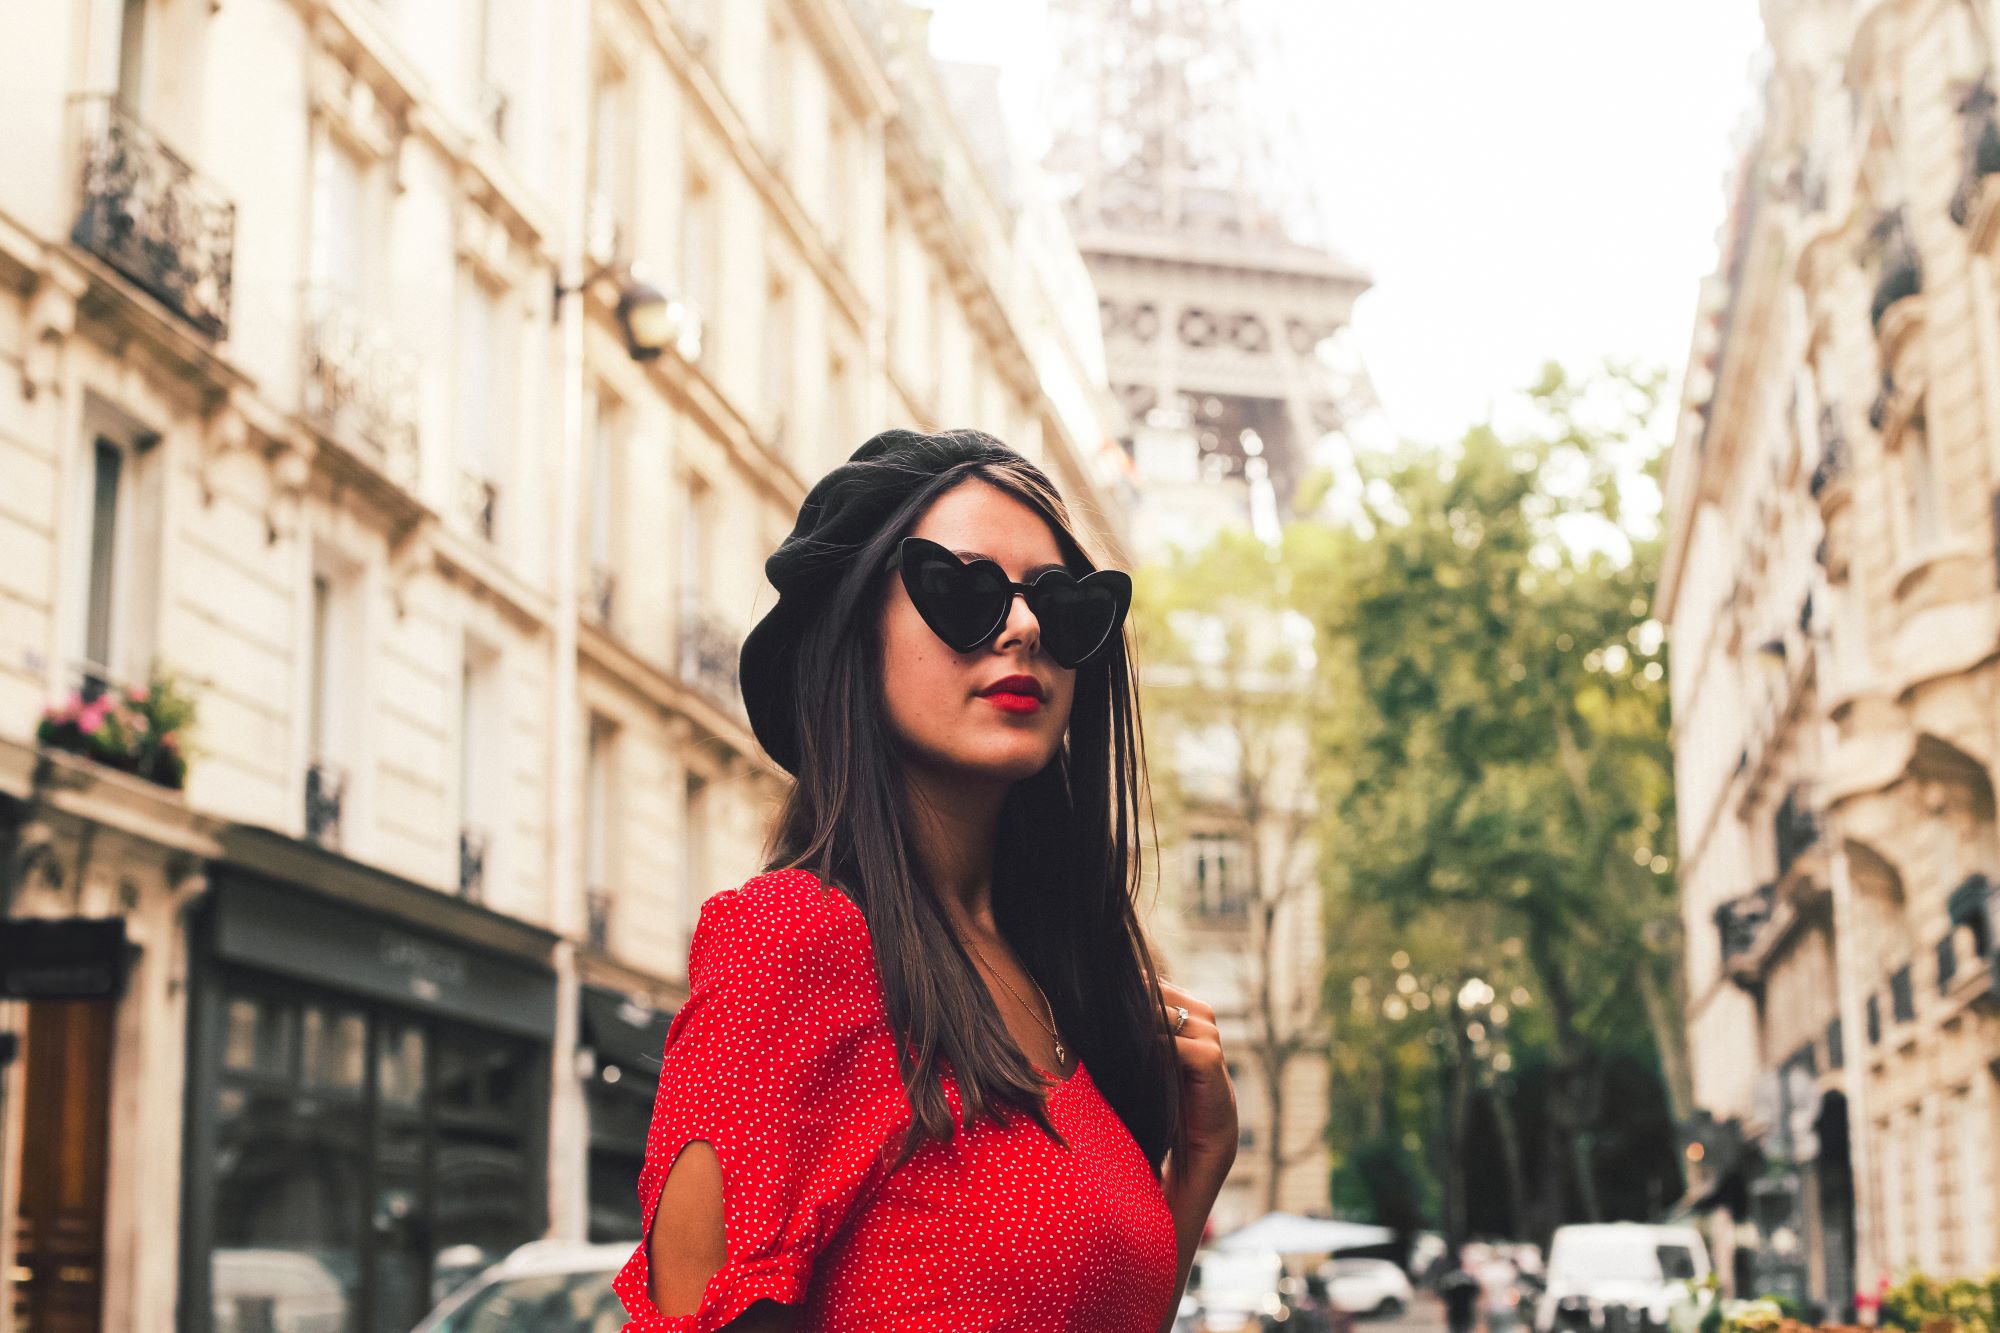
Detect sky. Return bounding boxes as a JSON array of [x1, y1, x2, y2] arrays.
[[926, 0, 1770, 449]]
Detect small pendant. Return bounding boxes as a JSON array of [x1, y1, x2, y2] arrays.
[[1054, 1039, 1066, 1065]]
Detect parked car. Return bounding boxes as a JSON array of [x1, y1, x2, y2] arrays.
[[1179, 1248, 1296, 1332], [212, 1249, 349, 1333], [1532, 1223, 1712, 1333], [1319, 1256, 1412, 1318], [410, 1240, 629, 1332]]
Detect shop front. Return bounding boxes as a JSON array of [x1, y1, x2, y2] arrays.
[[180, 868, 557, 1333], [578, 983, 675, 1243]]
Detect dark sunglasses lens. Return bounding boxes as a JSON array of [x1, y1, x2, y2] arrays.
[[909, 549, 1008, 649], [1034, 572, 1129, 666]]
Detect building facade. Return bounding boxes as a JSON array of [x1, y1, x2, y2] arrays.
[[0, 1, 1127, 1329], [1661, 0, 2000, 1309]]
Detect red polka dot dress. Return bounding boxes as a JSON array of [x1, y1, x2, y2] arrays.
[[611, 869, 1181, 1332]]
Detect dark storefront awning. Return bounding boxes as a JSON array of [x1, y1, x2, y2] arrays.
[[581, 985, 676, 1088], [207, 865, 558, 1041]]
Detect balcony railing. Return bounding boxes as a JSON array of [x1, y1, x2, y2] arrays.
[[587, 564, 617, 626], [1773, 784, 1821, 880], [678, 607, 741, 710], [459, 470, 499, 542], [1809, 412, 1847, 501], [302, 289, 420, 484], [1890, 963, 1915, 1025], [1947, 872, 1999, 992], [305, 759, 346, 851], [459, 825, 489, 903], [70, 95, 235, 339], [585, 886, 612, 953], [1951, 74, 2000, 227], [1868, 209, 1922, 330], [1716, 882, 1775, 962]]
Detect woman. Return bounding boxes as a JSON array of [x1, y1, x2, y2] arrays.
[[613, 428, 1237, 1331]]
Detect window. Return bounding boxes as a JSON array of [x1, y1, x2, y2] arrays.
[[584, 714, 616, 899], [766, 14, 794, 172], [83, 439, 122, 690], [1902, 413, 1942, 550], [306, 560, 362, 850], [458, 640, 502, 903], [680, 166, 718, 330], [680, 472, 713, 618], [69, 405, 162, 701], [825, 112, 852, 255], [585, 390, 620, 624], [309, 134, 371, 306], [682, 772, 711, 959], [1188, 832, 1250, 920], [115, 0, 146, 108], [471, 0, 515, 144], [829, 352, 853, 458], [587, 56, 632, 261], [454, 271, 513, 539], [764, 269, 793, 448]]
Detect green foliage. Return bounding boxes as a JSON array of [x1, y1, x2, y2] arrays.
[[1296, 361, 1684, 1239], [1880, 1272, 2000, 1333]]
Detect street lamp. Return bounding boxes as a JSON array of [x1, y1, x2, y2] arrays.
[[554, 264, 700, 364]]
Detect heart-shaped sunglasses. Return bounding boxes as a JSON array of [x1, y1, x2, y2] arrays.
[[885, 536, 1132, 668]]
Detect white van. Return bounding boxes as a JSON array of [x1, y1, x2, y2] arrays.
[[1532, 1223, 1711, 1333]]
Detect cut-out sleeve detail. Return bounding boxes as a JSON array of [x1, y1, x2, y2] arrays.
[[612, 870, 902, 1332]]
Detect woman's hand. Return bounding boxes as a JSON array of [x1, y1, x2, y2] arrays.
[[1159, 979, 1237, 1183]]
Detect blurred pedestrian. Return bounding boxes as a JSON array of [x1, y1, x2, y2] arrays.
[[1439, 1252, 1483, 1333], [616, 429, 1239, 1332]]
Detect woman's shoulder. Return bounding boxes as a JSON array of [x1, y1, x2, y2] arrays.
[[692, 867, 875, 981]]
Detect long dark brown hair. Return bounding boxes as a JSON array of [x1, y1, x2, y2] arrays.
[[760, 429, 1181, 1175]]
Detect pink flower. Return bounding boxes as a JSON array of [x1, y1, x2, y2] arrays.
[[79, 701, 108, 735], [128, 685, 149, 703], [65, 690, 82, 711]]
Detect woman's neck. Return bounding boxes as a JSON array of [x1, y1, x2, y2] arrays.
[[903, 765, 1005, 933]]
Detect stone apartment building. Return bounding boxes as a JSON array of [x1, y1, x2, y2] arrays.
[[0, 1, 1129, 1329], [1661, 0, 2000, 1310]]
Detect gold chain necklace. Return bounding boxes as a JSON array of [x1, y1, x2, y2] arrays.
[[960, 932, 1066, 1069]]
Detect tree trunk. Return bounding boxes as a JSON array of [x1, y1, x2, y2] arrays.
[[1485, 1079, 1529, 1240]]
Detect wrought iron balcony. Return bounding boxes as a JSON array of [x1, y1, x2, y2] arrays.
[[587, 564, 617, 625], [1951, 74, 2000, 227], [459, 470, 499, 542], [1808, 412, 1847, 501], [1948, 872, 1999, 993], [70, 95, 235, 339], [1867, 209, 1922, 330], [302, 289, 420, 484], [1773, 784, 1822, 880], [459, 825, 489, 903], [678, 607, 741, 710], [1716, 882, 1775, 962], [1889, 963, 1915, 1025], [305, 759, 346, 851], [585, 886, 612, 953]]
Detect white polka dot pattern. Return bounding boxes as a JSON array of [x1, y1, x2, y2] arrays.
[[611, 869, 1179, 1331]]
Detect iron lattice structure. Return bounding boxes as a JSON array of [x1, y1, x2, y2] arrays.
[[1042, 0, 1384, 540], [1044, 0, 1324, 251]]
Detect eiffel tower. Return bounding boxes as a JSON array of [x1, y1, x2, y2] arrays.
[[1043, 0, 1381, 552]]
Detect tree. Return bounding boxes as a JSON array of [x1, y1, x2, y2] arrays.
[[1298, 362, 1686, 1246]]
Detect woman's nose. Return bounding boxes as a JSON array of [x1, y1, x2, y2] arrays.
[[991, 589, 1041, 655]]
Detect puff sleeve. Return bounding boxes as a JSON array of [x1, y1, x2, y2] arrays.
[[612, 870, 907, 1332]]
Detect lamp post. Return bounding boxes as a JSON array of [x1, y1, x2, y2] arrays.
[[553, 265, 701, 364]]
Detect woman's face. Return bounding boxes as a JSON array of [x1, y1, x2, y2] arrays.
[[879, 479, 1077, 784]]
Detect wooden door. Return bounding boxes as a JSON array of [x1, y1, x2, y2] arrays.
[[11, 998, 113, 1333]]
